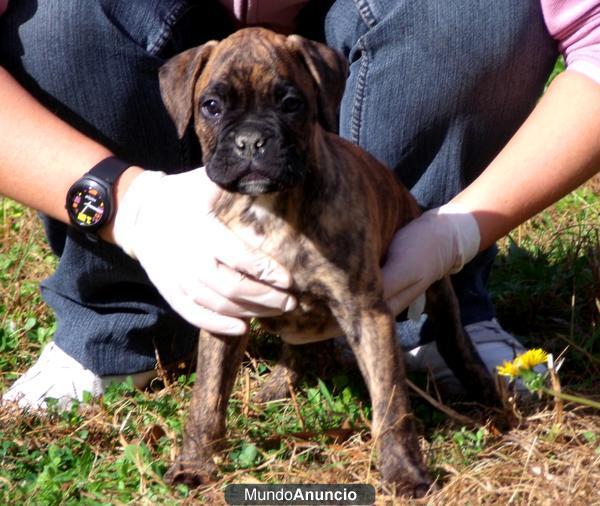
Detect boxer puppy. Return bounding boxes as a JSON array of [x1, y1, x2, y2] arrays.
[[158, 27, 500, 497]]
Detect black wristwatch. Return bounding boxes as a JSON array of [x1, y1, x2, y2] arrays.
[[66, 156, 131, 234]]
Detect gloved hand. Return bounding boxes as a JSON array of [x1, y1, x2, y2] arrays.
[[382, 203, 481, 317], [113, 167, 296, 335]]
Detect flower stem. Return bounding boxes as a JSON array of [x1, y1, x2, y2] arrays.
[[542, 387, 600, 410]]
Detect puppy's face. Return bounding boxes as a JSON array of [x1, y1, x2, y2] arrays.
[[159, 28, 348, 196], [195, 32, 314, 195]]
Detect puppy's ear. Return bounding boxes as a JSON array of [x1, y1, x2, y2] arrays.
[[286, 35, 348, 132], [159, 41, 218, 138]]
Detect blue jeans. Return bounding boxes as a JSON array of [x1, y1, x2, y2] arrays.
[[0, 0, 558, 374], [325, 0, 557, 335]]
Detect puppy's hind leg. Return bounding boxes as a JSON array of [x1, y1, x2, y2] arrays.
[[424, 277, 501, 406], [164, 329, 249, 488]]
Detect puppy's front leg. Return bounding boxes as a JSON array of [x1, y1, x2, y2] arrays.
[[164, 329, 249, 487], [334, 301, 432, 498]]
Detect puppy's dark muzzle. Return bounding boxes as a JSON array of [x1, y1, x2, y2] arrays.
[[207, 121, 305, 196]]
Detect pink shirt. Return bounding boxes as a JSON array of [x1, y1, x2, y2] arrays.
[[1, 0, 599, 83], [542, 0, 600, 83]]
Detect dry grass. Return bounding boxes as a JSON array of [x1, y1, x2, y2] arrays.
[[424, 410, 600, 506], [2, 361, 598, 505], [189, 373, 600, 505]]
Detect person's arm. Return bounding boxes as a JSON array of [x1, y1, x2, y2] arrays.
[[0, 66, 142, 242], [0, 66, 294, 333], [383, 70, 600, 316], [452, 70, 600, 250]]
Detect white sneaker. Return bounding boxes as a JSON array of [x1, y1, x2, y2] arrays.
[[1, 342, 157, 411], [404, 318, 541, 395]]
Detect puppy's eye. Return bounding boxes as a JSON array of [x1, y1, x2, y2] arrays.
[[281, 95, 304, 114], [201, 99, 222, 118]]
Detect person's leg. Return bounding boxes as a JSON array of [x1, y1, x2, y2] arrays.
[[0, 0, 234, 408], [325, 0, 558, 388]]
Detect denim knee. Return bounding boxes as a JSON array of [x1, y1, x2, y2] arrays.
[[325, 0, 557, 207]]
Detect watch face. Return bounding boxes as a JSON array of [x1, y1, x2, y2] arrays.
[[67, 179, 109, 229]]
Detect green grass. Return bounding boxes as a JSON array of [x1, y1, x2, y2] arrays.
[[0, 383, 187, 504], [490, 186, 599, 388], [0, 363, 376, 503]]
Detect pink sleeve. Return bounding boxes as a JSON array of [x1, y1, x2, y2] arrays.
[[542, 0, 600, 84], [0, 0, 9, 16]]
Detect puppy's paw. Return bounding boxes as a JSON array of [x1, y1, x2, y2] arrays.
[[163, 458, 217, 488], [381, 466, 436, 499], [379, 433, 435, 498], [253, 376, 290, 403]]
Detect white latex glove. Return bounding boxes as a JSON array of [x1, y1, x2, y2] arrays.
[[382, 203, 481, 317], [113, 167, 296, 335]]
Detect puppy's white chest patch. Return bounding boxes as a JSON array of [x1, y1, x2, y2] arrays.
[[249, 196, 274, 223]]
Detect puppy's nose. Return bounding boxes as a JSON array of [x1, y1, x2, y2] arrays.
[[234, 128, 268, 158]]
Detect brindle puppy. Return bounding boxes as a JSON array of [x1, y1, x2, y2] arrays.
[[158, 27, 500, 497]]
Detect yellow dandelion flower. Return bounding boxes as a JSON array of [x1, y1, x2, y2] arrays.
[[518, 349, 549, 370], [496, 348, 549, 379], [513, 355, 525, 370], [496, 360, 520, 378]]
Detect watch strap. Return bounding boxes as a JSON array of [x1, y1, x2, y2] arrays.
[[65, 156, 132, 236], [88, 156, 131, 185]]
